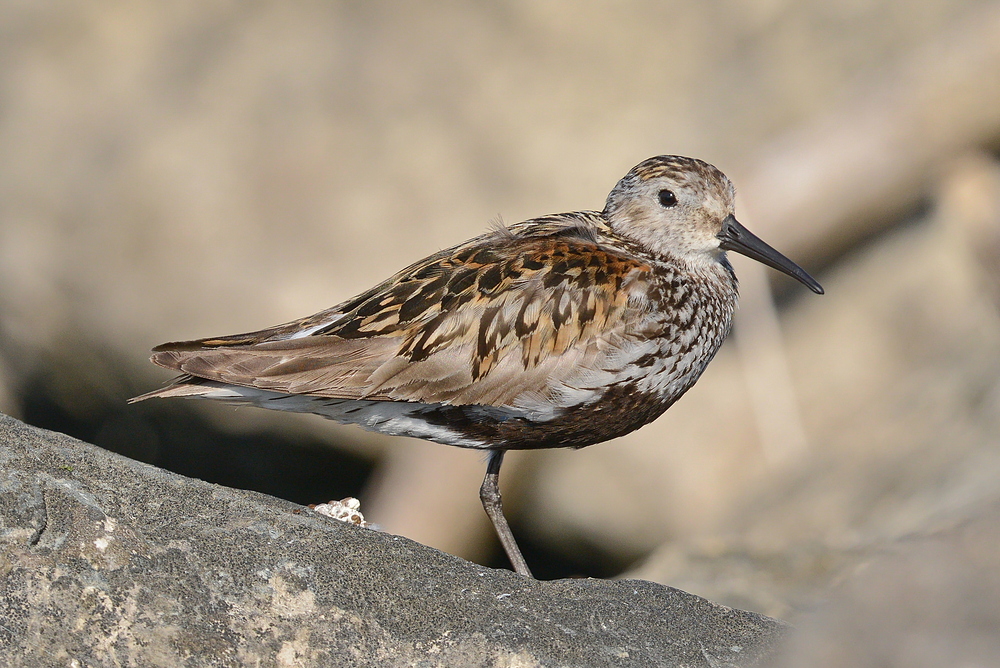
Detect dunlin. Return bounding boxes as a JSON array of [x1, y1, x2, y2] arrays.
[[132, 155, 823, 577]]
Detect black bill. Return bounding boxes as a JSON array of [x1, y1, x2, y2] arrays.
[[718, 215, 824, 295]]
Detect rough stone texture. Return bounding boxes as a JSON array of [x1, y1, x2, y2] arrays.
[[0, 414, 784, 668]]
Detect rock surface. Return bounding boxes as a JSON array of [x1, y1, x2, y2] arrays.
[[0, 414, 784, 667]]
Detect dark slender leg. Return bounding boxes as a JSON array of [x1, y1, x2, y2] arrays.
[[479, 450, 533, 578]]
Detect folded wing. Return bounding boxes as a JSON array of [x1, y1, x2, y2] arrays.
[[141, 225, 655, 412]]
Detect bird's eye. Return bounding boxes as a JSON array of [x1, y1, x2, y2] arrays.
[[658, 189, 677, 207]]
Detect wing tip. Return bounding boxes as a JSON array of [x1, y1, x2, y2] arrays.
[[149, 349, 184, 372], [152, 335, 258, 353]]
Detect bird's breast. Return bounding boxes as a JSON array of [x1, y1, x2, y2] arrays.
[[465, 262, 739, 450], [614, 259, 737, 399]]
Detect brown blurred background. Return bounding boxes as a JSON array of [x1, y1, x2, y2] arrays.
[[2, 0, 1000, 625]]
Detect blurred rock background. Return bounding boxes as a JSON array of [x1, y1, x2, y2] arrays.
[[2, 0, 1000, 641]]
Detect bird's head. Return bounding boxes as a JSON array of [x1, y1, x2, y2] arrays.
[[604, 155, 823, 294]]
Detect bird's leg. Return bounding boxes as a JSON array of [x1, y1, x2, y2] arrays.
[[480, 450, 533, 578]]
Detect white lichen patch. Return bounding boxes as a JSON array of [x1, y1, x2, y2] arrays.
[[310, 497, 370, 527]]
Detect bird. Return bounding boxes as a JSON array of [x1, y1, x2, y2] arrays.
[[131, 155, 823, 578]]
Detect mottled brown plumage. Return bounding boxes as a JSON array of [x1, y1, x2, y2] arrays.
[[132, 155, 823, 577]]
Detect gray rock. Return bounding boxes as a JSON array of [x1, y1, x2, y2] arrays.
[[0, 414, 784, 667]]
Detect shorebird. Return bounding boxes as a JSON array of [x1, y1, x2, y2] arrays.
[[131, 155, 823, 578]]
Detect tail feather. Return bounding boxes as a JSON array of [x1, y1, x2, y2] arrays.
[[127, 375, 216, 403]]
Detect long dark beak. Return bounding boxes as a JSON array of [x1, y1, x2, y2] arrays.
[[718, 215, 824, 294]]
